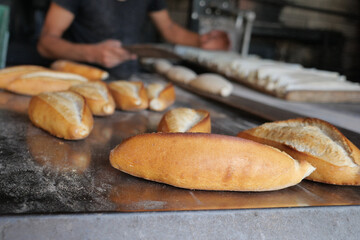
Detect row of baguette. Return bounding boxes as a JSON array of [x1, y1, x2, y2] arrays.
[[151, 58, 234, 97], [2, 60, 360, 192], [173, 46, 360, 102]]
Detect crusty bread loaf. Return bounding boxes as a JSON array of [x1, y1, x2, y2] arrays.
[[166, 66, 197, 84], [154, 59, 173, 75], [237, 118, 360, 185], [157, 108, 210, 133], [69, 82, 115, 116], [28, 91, 93, 140], [6, 71, 88, 96], [0, 65, 47, 89], [189, 73, 233, 97], [108, 81, 148, 111], [147, 83, 175, 111], [110, 133, 314, 191], [51, 60, 109, 81]]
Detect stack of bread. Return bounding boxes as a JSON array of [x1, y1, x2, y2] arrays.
[[175, 46, 360, 102], [0, 60, 176, 140]]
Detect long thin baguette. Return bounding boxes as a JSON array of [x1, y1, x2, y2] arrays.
[[28, 91, 93, 140], [6, 71, 88, 96], [69, 82, 115, 116], [0, 65, 47, 89], [157, 108, 211, 133], [110, 133, 315, 191], [51, 60, 109, 81], [237, 118, 360, 185]]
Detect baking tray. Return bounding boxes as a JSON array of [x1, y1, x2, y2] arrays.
[[0, 73, 360, 215]]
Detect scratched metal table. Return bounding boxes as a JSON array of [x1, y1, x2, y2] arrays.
[[1, 73, 360, 240]]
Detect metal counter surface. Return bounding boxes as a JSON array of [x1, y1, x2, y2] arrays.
[[1, 73, 360, 239]]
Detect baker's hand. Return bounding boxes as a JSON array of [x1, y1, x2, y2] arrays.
[[200, 30, 230, 51], [90, 40, 137, 68]]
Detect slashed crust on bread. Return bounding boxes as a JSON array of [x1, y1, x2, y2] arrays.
[[238, 118, 360, 185], [70, 82, 115, 116], [157, 108, 210, 133], [28, 91, 93, 140], [51, 60, 109, 81], [6, 71, 88, 96], [110, 133, 315, 191], [0, 65, 47, 88], [108, 81, 148, 111], [147, 83, 175, 111]]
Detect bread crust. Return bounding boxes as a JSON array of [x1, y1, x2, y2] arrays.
[[147, 83, 176, 111], [6, 71, 88, 96], [108, 81, 148, 111], [157, 108, 211, 133], [28, 91, 94, 140], [51, 60, 109, 81], [0, 65, 47, 89], [110, 133, 314, 191], [238, 118, 360, 185], [69, 82, 115, 116]]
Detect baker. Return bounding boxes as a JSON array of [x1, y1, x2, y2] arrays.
[[37, 0, 230, 78]]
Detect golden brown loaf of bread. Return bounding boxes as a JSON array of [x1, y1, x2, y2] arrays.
[[28, 91, 94, 140], [0, 65, 47, 89], [110, 133, 315, 191], [146, 83, 175, 111], [69, 82, 115, 116], [157, 108, 211, 133], [237, 118, 360, 185], [51, 60, 109, 81], [6, 71, 88, 96], [108, 81, 148, 111]]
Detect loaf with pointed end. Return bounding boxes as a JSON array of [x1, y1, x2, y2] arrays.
[[110, 133, 315, 191], [51, 60, 109, 81], [189, 73, 233, 97], [28, 91, 93, 140], [157, 108, 210, 133], [108, 81, 148, 111], [69, 82, 115, 116], [0, 65, 47, 89], [147, 83, 175, 111], [166, 66, 196, 84], [237, 118, 360, 185], [154, 59, 173, 75], [6, 71, 88, 96]]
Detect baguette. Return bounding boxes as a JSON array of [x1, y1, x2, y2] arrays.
[[166, 66, 196, 84], [28, 91, 93, 140], [110, 133, 315, 191], [69, 82, 115, 116], [237, 118, 360, 185], [0, 65, 47, 89], [108, 81, 148, 111], [157, 108, 210, 133], [51, 60, 109, 81], [147, 83, 175, 111], [6, 71, 88, 96], [189, 73, 233, 97]]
